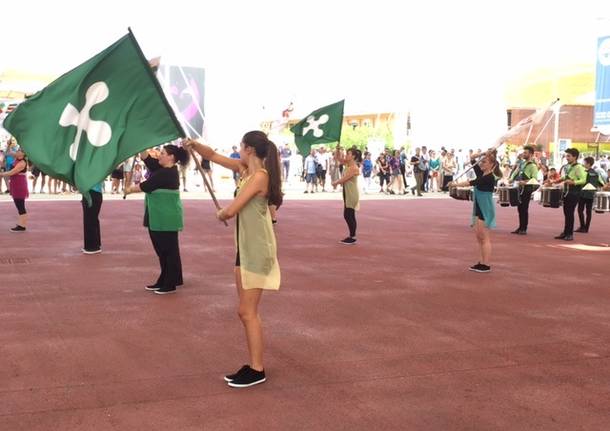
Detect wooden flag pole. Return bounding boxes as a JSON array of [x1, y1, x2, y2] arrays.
[[188, 147, 229, 227]]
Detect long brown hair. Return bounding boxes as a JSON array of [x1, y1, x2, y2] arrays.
[[242, 131, 283, 208], [486, 149, 503, 178]]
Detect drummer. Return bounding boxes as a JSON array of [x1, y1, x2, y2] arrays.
[[547, 148, 586, 241], [576, 156, 606, 233], [509, 145, 538, 235]]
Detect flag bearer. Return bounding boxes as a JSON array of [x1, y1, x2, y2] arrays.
[[0, 148, 29, 232], [125, 144, 189, 295], [186, 131, 282, 389], [332, 146, 362, 245]]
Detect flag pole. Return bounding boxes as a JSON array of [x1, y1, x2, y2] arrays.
[[128, 28, 227, 226], [453, 98, 560, 182], [185, 143, 229, 227]]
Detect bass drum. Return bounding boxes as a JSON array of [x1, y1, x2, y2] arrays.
[[496, 186, 519, 207], [539, 186, 563, 208], [593, 191, 610, 214]]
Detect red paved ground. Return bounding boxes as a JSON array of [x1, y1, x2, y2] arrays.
[[1, 198, 610, 430]]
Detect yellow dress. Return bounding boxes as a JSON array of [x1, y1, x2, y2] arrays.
[[343, 170, 360, 210], [235, 170, 281, 291]]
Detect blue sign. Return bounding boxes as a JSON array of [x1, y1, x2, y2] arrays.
[[594, 36, 610, 127]]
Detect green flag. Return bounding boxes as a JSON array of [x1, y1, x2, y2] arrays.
[[2, 30, 184, 203], [290, 100, 344, 155]]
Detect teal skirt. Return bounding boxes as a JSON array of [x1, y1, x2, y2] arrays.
[[471, 187, 496, 228]]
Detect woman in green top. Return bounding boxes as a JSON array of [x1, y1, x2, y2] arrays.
[[332, 147, 362, 245], [187, 131, 283, 388], [125, 144, 189, 295]]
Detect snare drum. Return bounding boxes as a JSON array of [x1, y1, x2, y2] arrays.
[[496, 185, 519, 207], [540, 186, 563, 208], [449, 186, 473, 201], [593, 191, 610, 214]]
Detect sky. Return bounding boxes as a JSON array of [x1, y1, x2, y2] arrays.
[[1, 0, 609, 148]]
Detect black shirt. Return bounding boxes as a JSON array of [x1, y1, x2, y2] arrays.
[[140, 157, 180, 193], [140, 157, 180, 228], [469, 163, 496, 192]]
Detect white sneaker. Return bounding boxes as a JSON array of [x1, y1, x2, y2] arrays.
[[81, 248, 102, 255]]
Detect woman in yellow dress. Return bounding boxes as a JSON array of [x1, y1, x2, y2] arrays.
[[332, 147, 362, 244], [187, 131, 282, 388]]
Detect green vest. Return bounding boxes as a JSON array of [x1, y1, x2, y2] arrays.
[[145, 189, 183, 231]]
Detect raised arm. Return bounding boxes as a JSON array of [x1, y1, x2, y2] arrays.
[[0, 159, 26, 177], [186, 140, 243, 173]]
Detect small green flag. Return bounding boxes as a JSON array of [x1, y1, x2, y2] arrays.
[[2, 30, 184, 203], [290, 100, 344, 155]]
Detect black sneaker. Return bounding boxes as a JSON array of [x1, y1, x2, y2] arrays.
[[470, 263, 491, 273], [145, 284, 161, 291], [224, 365, 250, 382], [154, 286, 176, 295], [574, 227, 587, 233], [10, 225, 26, 232], [339, 237, 357, 245], [227, 366, 266, 388], [554, 233, 566, 239]]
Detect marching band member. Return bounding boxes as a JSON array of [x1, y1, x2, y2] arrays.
[[125, 144, 189, 295], [450, 149, 502, 273], [548, 148, 586, 241], [187, 131, 282, 388], [576, 156, 606, 233], [509, 145, 538, 235]]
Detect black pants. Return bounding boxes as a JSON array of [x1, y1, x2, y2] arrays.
[[422, 169, 429, 191], [148, 230, 183, 288], [442, 174, 453, 192], [343, 207, 357, 238], [81, 191, 102, 250], [577, 197, 593, 231], [517, 187, 533, 231], [562, 193, 579, 236], [13, 198, 26, 215], [378, 173, 390, 188]]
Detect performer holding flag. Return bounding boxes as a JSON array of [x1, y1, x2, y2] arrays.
[[332, 146, 362, 244], [0, 148, 29, 232], [450, 149, 503, 273], [125, 145, 189, 295], [186, 131, 282, 388]]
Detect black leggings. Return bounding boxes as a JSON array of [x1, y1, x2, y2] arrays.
[[13, 199, 26, 215], [343, 207, 357, 238]]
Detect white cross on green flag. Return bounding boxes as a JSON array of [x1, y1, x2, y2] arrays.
[[2, 30, 184, 203], [290, 100, 344, 155]]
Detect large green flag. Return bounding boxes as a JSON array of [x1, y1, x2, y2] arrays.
[[290, 100, 344, 155], [2, 30, 184, 202]]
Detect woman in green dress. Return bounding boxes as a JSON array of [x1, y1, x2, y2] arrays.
[[332, 147, 362, 245], [187, 131, 282, 388]]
